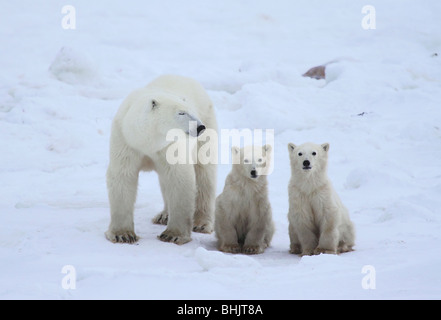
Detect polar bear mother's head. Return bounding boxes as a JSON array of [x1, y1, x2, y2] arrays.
[[122, 93, 206, 154]]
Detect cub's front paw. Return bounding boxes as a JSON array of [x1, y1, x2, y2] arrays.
[[290, 244, 302, 255], [300, 248, 315, 256], [219, 244, 241, 254], [314, 247, 337, 255], [243, 245, 264, 255]]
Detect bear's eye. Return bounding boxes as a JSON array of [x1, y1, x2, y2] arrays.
[[312, 152, 317, 156], [178, 112, 186, 116], [244, 159, 250, 163], [298, 152, 303, 156], [257, 158, 263, 163]]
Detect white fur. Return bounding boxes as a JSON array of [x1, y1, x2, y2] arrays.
[[105, 75, 217, 245], [215, 145, 275, 255], [287, 142, 355, 255]]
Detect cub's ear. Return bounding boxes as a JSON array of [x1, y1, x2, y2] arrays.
[[151, 99, 158, 110], [231, 146, 240, 155], [231, 146, 241, 164], [288, 143, 296, 153], [321, 143, 330, 152], [263, 144, 272, 153]]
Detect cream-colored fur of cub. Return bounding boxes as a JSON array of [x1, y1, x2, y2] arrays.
[[215, 145, 275, 254], [287, 142, 355, 256]]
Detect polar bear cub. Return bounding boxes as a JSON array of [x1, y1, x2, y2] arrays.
[[215, 145, 275, 254], [287, 142, 355, 256]]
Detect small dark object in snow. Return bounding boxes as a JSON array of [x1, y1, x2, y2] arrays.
[[302, 65, 326, 80], [302, 59, 341, 80], [432, 53, 438, 57], [351, 112, 371, 117]]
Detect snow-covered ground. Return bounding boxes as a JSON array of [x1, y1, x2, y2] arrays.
[[1, 0, 441, 299]]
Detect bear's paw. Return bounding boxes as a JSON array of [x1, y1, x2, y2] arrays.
[[313, 247, 337, 255], [105, 230, 139, 244], [219, 244, 241, 254], [152, 211, 168, 225], [243, 245, 264, 255], [158, 229, 191, 245], [193, 223, 213, 234]]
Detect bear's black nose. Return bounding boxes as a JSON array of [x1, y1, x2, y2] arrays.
[[250, 169, 257, 178], [303, 160, 311, 167], [197, 124, 206, 136]]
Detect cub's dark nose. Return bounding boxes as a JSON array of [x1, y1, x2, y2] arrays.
[[303, 160, 311, 168], [250, 169, 257, 178], [197, 124, 206, 136]]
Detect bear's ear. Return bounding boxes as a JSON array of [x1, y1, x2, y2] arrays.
[[288, 143, 296, 153], [151, 99, 158, 110], [231, 146, 241, 164], [263, 144, 272, 154], [321, 143, 330, 152]]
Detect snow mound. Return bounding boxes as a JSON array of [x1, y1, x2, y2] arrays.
[[344, 167, 372, 189], [195, 247, 261, 271], [344, 167, 403, 190], [49, 47, 98, 85], [325, 61, 346, 84]]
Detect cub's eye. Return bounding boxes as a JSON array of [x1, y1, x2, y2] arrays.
[[257, 158, 263, 163], [244, 159, 250, 163], [312, 152, 317, 156], [298, 152, 303, 156], [178, 112, 186, 115]]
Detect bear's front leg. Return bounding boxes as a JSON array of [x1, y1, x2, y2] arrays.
[[288, 222, 302, 254], [243, 225, 266, 255], [105, 127, 146, 244], [315, 226, 339, 255], [156, 163, 196, 245], [243, 204, 273, 255], [105, 165, 140, 244], [193, 162, 216, 233], [152, 177, 169, 225], [296, 224, 318, 256], [314, 203, 339, 255], [214, 202, 241, 253]]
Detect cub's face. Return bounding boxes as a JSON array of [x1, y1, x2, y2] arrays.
[[288, 142, 329, 174], [232, 145, 272, 180]]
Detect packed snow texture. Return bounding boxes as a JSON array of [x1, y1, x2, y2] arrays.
[[1, 0, 441, 299]]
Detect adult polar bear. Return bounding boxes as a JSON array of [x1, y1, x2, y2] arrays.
[[105, 75, 217, 245]]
